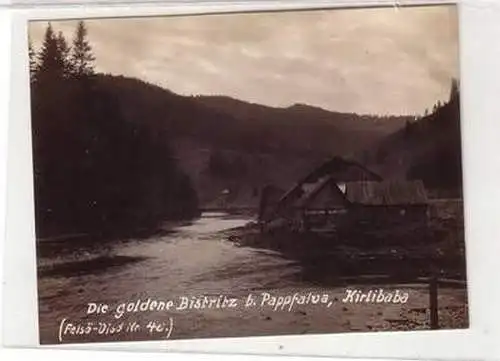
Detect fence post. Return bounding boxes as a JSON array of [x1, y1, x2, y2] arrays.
[[429, 275, 439, 329]]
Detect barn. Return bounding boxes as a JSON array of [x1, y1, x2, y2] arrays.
[[258, 157, 429, 234], [267, 156, 382, 220], [295, 178, 429, 233]]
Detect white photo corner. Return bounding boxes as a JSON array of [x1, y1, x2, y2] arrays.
[[1, 0, 500, 360]]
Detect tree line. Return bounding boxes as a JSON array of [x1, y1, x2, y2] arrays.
[[30, 22, 199, 239], [30, 21, 95, 84]]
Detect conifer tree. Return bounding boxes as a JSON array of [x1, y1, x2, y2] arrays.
[[70, 21, 95, 77], [36, 22, 66, 83], [450, 78, 460, 102], [56, 31, 72, 78]]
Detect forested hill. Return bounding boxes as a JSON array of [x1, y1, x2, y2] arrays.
[[30, 22, 202, 238], [94, 75, 411, 157], [196, 95, 409, 154], [31, 70, 412, 237], [363, 81, 463, 197], [90, 74, 416, 208], [31, 75, 201, 238]]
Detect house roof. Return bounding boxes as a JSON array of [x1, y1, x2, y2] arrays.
[[277, 157, 382, 207], [292, 179, 428, 208], [294, 176, 336, 208], [302, 156, 382, 184], [343, 180, 428, 206]]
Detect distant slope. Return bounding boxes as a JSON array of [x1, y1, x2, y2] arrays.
[[95, 75, 410, 156], [197, 95, 410, 156], [93, 75, 412, 206], [364, 87, 462, 196]]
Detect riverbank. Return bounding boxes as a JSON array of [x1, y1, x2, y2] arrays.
[[213, 201, 469, 332], [223, 199, 467, 284]]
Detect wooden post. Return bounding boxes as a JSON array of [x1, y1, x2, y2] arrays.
[[429, 275, 439, 330]]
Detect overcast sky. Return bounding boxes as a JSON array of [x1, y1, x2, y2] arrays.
[[29, 5, 459, 116]]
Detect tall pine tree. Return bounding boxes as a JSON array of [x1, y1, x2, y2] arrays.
[[70, 21, 95, 77], [56, 31, 73, 78], [36, 23, 66, 83]]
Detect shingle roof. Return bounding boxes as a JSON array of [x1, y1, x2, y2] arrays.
[[343, 180, 428, 205], [277, 157, 382, 206], [294, 176, 334, 208]]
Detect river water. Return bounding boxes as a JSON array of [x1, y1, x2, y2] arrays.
[[37, 212, 303, 342]]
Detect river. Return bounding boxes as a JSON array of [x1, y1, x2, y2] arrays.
[[36, 212, 304, 343]]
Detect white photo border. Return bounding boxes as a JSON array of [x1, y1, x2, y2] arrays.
[[2, 0, 499, 359]]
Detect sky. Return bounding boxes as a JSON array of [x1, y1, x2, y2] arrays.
[[29, 5, 459, 116]]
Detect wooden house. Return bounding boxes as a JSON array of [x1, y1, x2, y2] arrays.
[[296, 178, 429, 233], [270, 157, 381, 218], [259, 157, 429, 234]]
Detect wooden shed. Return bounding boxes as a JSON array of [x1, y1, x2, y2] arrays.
[[272, 157, 382, 218], [258, 156, 429, 235], [296, 178, 429, 233]]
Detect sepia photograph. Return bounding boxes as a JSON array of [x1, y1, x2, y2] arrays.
[[28, 4, 468, 344]]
